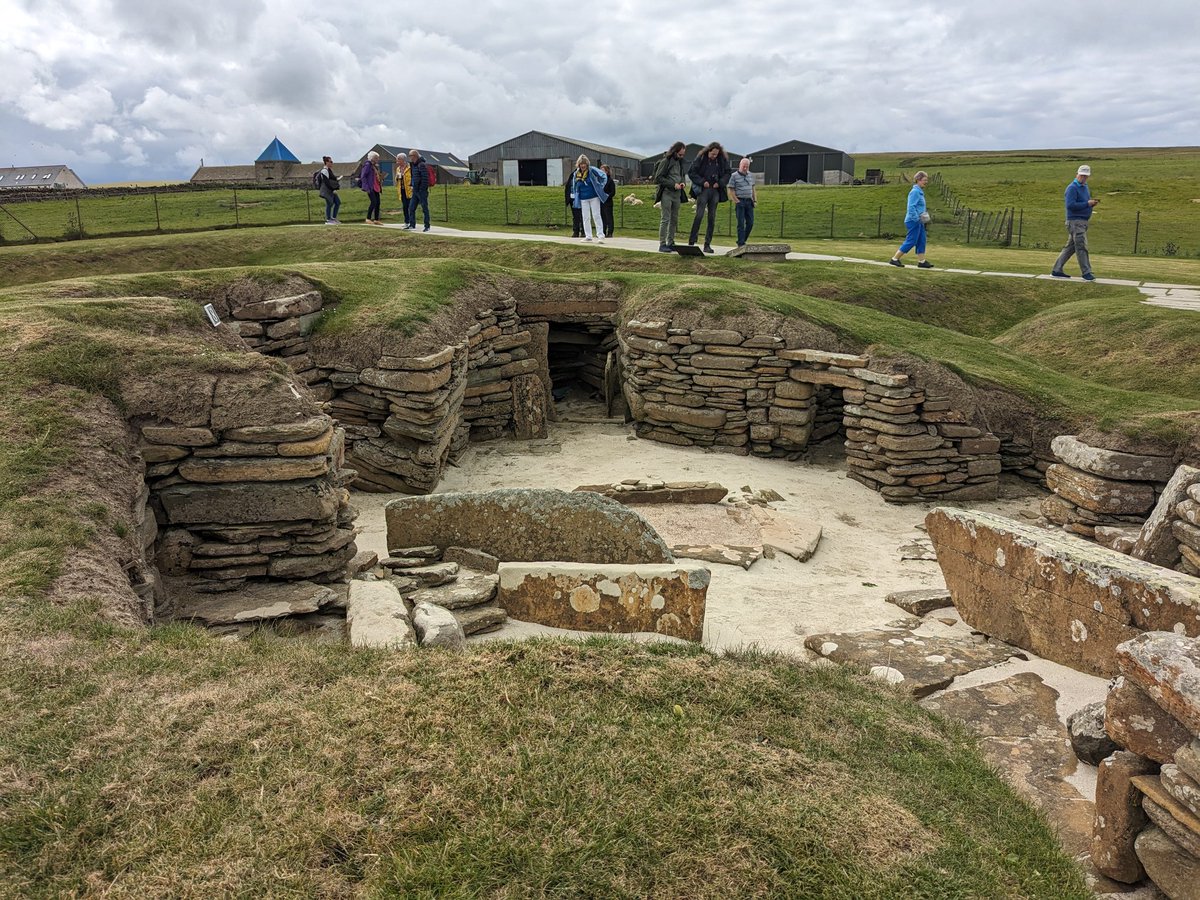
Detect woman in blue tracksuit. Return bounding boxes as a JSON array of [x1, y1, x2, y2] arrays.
[[889, 171, 934, 268], [569, 155, 609, 243]]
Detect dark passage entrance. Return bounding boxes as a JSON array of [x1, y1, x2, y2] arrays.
[[546, 321, 622, 421], [778, 154, 810, 185], [518, 159, 549, 186]]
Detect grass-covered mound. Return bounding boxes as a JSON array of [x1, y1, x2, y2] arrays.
[[0, 606, 1091, 898]]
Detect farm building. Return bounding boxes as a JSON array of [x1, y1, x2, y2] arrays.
[[0, 164, 87, 190], [358, 145, 469, 188], [637, 143, 744, 180], [746, 140, 855, 185], [469, 131, 642, 187], [190, 138, 357, 186]]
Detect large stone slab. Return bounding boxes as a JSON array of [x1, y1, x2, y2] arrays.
[[1051, 435, 1176, 483], [1163, 763, 1200, 818], [1132, 465, 1200, 569], [173, 579, 336, 625], [1134, 775, 1200, 858], [886, 588, 952, 617], [346, 580, 416, 649], [409, 573, 498, 610], [511, 373, 548, 440], [1092, 750, 1157, 883], [496, 562, 709, 642], [805, 621, 1026, 697], [1105, 676, 1194, 765], [412, 601, 466, 649], [574, 480, 729, 505], [926, 508, 1200, 677], [158, 478, 341, 525], [385, 489, 673, 565], [1046, 463, 1157, 515], [1134, 826, 1200, 900], [725, 243, 791, 262], [1117, 631, 1200, 735]]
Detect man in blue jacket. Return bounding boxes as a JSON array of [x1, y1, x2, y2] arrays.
[[1051, 165, 1099, 280], [406, 150, 432, 232]]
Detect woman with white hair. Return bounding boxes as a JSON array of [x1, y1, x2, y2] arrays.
[[889, 170, 933, 268], [358, 151, 383, 224], [569, 155, 609, 243]]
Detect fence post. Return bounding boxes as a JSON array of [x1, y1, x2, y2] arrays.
[[74, 195, 83, 239], [620, 199, 624, 229], [305, 189, 311, 223], [877, 205, 882, 238], [829, 203, 835, 238], [504, 189, 509, 226], [965, 207, 971, 243], [1017, 208, 1023, 247], [444, 182, 449, 222], [1005, 207, 1014, 246], [153, 192, 162, 231], [232, 187, 240, 227], [779, 201, 785, 238], [1133, 211, 1140, 254]]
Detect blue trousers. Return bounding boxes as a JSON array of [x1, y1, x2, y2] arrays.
[[324, 194, 340, 221], [899, 221, 926, 254], [735, 201, 755, 245], [409, 191, 430, 228]]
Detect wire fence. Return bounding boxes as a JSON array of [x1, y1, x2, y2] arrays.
[[1, 180, 1196, 259]]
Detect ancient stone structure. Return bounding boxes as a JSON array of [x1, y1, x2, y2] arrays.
[[1132, 466, 1200, 578], [496, 562, 710, 641], [384, 489, 674, 565], [725, 243, 791, 262], [1093, 632, 1200, 897], [926, 508, 1200, 677], [619, 325, 1002, 502]]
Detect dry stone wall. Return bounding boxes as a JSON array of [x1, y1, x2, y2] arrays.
[[619, 321, 1002, 503]]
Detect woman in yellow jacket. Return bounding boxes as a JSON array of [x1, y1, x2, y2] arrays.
[[396, 156, 414, 229]]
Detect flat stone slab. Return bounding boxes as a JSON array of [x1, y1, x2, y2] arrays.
[[1051, 435, 1175, 483], [174, 579, 337, 625], [1132, 465, 1200, 569], [409, 572, 499, 610], [635, 503, 820, 568], [886, 588, 953, 617], [1135, 826, 1200, 900], [1117, 631, 1200, 735], [496, 562, 709, 642], [346, 580, 416, 649], [926, 508, 1200, 678], [454, 605, 508, 636], [753, 507, 822, 563], [726, 243, 791, 261], [574, 480, 729, 505], [804, 620, 1026, 697], [385, 489, 673, 565]]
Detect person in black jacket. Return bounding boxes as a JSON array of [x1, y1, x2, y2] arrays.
[[687, 141, 731, 253], [406, 149, 432, 231], [564, 179, 583, 237], [599, 164, 616, 238]]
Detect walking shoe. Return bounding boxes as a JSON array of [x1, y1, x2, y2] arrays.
[[423, 226, 430, 232], [597, 238, 604, 244], [888, 258, 904, 267], [917, 261, 934, 269], [703, 245, 714, 254], [658, 243, 672, 253], [583, 237, 592, 242], [1050, 270, 1069, 278], [1082, 273, 1096, 281], [324, 220, 335, 225]]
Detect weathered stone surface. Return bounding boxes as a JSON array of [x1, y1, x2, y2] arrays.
[[412, 601, 466, 649], [1179, 739, 1200, 786], [178, 455, 329, 483], [1106, 676, 1194, 765], [724, 243, 791, 262], [268, 543, 356, 578], [1052, 436, 1176, 483], [574, 481, 728, 505], [926, 508, 1200, 678], [159, 478, 340, 525], [346, 580, 416, 649], [777, 348, 869, 368], [173, 580, 336, 625], [1068, 700, 1120, 766], [278, 427, 335, 458], [921, 673, 1097, 864], [1132, 466, 1200, 569], [1118, 632, 1200, 736], [142, 426, 216, 446], [442, 546, 500, 574], [348, 550, 379, 578], [806, 622, 1026, 697], [453, 605, 508, 636], [497, 562, 709, 642], [886, 588, 953, 617], [1163, 763, 1200, 818], [142, 445, 189, 463], [224, 415, 332, 443], [1046, 464, 1157, 515], [360, 364, 452, 393], [377, 346, 455, 371], [400, 562, 460, 587], [511, 373, 548, 440], [875, 432, 945, 452], [232, 290, 323, 321], [385, 489, 673, 565], [643, 402, 726, 429], [1092, 750, 1157, 883], [410, 573, 498, 610], [1134, 826, 1200, 900], [1134, 775, 1200, 858], [752, 507, 822, 563]]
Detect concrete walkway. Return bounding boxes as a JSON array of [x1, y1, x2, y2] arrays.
[[354, 222, 1200, 312]]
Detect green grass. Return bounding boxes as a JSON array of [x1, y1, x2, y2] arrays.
[[0, 614, 1092, 898]]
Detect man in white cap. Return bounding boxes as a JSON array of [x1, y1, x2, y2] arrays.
[[1051, 165, 1099, 280]]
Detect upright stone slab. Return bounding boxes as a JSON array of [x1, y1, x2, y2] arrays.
[[1134, 826, 1200, 900], [1132, 465, 1200, 569], [496, 562, 709, 641], [1117, 632, 1200, 735], [1106, 676, 1194, 765], [1092, 751, 1158, 883], [511, 373, 548, 440], [385, 489, 673, 565], [926, 508, 1200, 677], [346, 580, 416, 649]]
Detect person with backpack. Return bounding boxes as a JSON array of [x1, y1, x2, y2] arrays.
[[406, 149, 432, 231], [315, 156, 341, 224], [653, 141, 688, 252], [687, 142, 731, 253], [359, 151, 383, 224]]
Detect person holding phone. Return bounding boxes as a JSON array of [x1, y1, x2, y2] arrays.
[[1051, 165, 1099, 281]]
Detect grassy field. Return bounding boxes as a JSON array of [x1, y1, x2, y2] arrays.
[[3, 145, 1198, 259], [2, 226, 1197, 895]]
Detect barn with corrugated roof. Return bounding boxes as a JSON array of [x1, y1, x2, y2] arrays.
[[469, 131, 642, 187]]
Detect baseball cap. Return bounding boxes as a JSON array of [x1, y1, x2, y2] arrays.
[[1077, 165, 1092, 176]]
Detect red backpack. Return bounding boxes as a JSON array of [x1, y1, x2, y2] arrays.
[[426, 164, 437, 187]]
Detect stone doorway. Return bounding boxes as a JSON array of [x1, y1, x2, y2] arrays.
[[546, 321, 622, 421]]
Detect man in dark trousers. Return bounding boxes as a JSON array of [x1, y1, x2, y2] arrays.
[[653, 141, 688, 252], [687, 142, 731, 253], [564, 179, 583, 237], [1051, 164, 1099, 280], [406, 149, 432, 232]]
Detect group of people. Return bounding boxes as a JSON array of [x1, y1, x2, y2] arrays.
[[889, 164, 1100, 278], [313, 150, 434, 231], [651, 141, 758, 253], [564, 158, 616, 241]]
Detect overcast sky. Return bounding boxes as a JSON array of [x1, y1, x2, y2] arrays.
[[3, 0, 1198, 183]]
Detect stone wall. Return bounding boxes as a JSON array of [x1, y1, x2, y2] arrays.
[[619, 322, 1002, 503], [1132, 466, 1200, 579]]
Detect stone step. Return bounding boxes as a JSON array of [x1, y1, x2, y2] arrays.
[[401, 562, 460, 587], [409, 571, 498, 610]]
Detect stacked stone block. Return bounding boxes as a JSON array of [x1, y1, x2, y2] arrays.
[[228, 290, 332, 400], [1093, 632, 1200, 895], [462, 296, 541, 442], [1132, 466, 1200, 578], [1042, 436, 1175, 539]]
